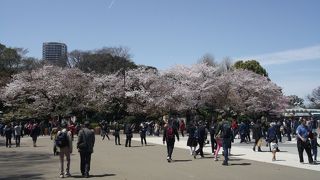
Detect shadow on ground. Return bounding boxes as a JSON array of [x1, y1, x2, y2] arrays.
[[0, 173, 44, 180], [72, 173, 116, 178], [0, 151, 57, 179]]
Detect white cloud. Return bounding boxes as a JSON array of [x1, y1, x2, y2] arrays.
[[238, 45, 320, 65]]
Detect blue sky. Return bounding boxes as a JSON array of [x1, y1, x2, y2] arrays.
[[1, 0, 320, 100]]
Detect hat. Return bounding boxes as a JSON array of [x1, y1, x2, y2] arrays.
[[84, 121, 90, 126]]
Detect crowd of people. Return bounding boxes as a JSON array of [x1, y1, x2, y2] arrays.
[[1, 115, 319, 178]]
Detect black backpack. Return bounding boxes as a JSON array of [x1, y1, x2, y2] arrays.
[[221, 123, 232, 138], [55, 131, 69, 148]]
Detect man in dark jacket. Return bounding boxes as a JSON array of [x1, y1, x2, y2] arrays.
[[125, 123, 135, 147], [4, 124, 13, 148], [77, 121, 95, 178], [252, 120, 263, 152], [194, 121, 207, 159], [163, 119, 179, 163], [30, 123, 40, 147]]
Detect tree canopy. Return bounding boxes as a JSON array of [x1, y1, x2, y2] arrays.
[[233, 60, 268, 77]]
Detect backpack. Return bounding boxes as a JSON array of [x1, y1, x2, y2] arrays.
[[221, 123, 232, 138], [166, 127, 174, 139], [55, 131, 69, 148]]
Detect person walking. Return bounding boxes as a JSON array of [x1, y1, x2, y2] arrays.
[[296, 118, 313, 164], [252, 120, 263, 152], [30, 123, 41, 147], [186, 121, 198, 155], [140, 123, 147, 146], [4, 124, 13, 148], [216, 118, 232, 166], [311, 132, 319, 162], [14, 122, 22, 147], [209, 120, 217, 155], [194, 121, 206, 159], [267, 122, 278, 161], [56, 122, 73, 178], [179, 120, 186, 137], [125, 123, 135, 147], [100, 121, 110, 141], [163, 119, 179, 162], [51, 124, 61, 156], [113, 122, 121, 145], [77, 121, 95, 178], [285, 118, 292, 141], [239, 122, 246, 143]]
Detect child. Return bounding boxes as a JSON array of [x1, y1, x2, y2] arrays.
[[311, 132, 320, 163]]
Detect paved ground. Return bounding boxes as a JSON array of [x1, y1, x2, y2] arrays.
[[0, 134, 319, 180]]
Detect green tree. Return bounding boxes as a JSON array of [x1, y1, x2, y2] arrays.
[[69, 47, 137, 74], [0, 43, 22, 87], [233, 60, 268, 77]]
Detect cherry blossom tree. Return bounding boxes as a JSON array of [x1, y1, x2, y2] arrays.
[[1, 66, 93, 120]]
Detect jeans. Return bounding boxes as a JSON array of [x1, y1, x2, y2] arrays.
[[80, 151, 92, 175], [15, 135, 21, 147], [312, 147, 318, 161], [222, 138, 231, 164], [195, 140, 204, 157]]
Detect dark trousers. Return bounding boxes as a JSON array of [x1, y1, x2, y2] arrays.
[[287, 131, 291, 141], [102, 133, 110, 140], [297, 139, 313, 163], [6, 137, 12, 147], [140, 136, 147, 145], [15, 135, 21, 146], [166, 141, 175, 159], [277, 133, 282, 143], [222, 138, 231, 164], [312, 147, 318, 161], [181, 130, 184, 137], [195, 140, 204, 157], [210, 134, 217, 153], [125, 135, 132, 147], [115, 135, 120, 145], [80, 151, 92, 175]]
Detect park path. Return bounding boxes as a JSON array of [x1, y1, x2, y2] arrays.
[[0, 135, 319, 179], [133, 135, 320, 172]]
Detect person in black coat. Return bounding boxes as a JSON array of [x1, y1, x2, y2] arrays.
[[30, 123, 41, 147], [252, 120, 263, 152], [4, 124, 13, 148], [194, 121, 207, 159], [187, 121, 198, 155], [209, 120, 218, 154], [163, 119, 179, 162], [125, 123, 135, 147], [113, 123, 121, 145], [140, 123, 147, 146]]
